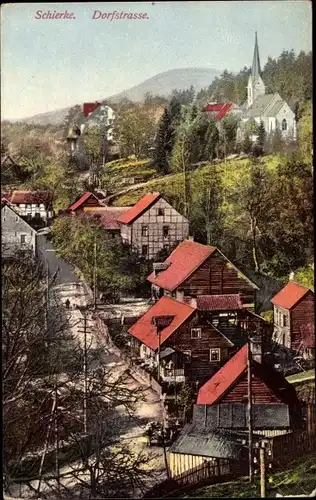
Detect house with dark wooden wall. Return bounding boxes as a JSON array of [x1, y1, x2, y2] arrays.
[[196, 342, 303, 435], [271, 281, 315, 360], [127, 294, 269, 387], [66, 192, 105, 215], [148, 240, 259, 310]]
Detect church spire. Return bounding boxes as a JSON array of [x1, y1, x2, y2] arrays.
[[251, 31, 261, 81]]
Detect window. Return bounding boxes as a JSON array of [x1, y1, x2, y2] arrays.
[[283, 314, 287, 327], [183, 350, 191, 363], [141, 225, 148, 237], [191, 328, 201, 339], [142, 245, 148, 256], [210, 348, 221, 362], [282, 119, 287, 131], [20, 235, 26, 244], [158, 208, 164, 216], [163, 226, 169, 237], [26, 204, 32, 210]]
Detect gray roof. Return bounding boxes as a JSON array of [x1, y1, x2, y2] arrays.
[[160, 347, 175, 359], [193, 403, 290, 430], [251, 32, 262, 81], [244, 94, 277, 119], [217, 325, 248, 348], [168, 424, 247, 460]]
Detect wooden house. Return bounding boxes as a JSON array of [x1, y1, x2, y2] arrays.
[[167, 426, 249, 478], [148, 240, 259, 310], [67, 192, 104, 215], [271, 281, 315, 360], [117, 192, 189, 260], [196, 342, 303, 435], [128, 295, 266, 386]]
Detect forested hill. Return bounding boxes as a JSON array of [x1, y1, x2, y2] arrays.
[[195, 50, 312, 114]]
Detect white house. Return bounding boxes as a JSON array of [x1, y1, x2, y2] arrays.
[[236, 32, 297, 142], [9, 191, 54, 223], [81, 104, 116, 142], [2, 203, 37, 257]]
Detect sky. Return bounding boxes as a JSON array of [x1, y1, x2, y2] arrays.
[[1, 1, 312, 120]]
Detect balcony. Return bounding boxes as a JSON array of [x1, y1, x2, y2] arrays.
[[160, 368, 185, 383]]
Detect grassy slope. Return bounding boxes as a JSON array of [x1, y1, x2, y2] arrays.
[[180, 453, 316, 498], [112, 155, 282, 207], [286, 369, 315, 383]]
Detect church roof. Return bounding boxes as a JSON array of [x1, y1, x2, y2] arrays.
[[244, 93, 284, 119], [251, 32, 262, 81]]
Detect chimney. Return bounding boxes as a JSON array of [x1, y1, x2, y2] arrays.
[[249, 335, 262, 363]]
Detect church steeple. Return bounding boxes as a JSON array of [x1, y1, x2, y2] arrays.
[[247, 32, 265, 108], [251, 31, 261, 81]]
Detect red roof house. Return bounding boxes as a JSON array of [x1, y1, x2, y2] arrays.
[[117, 192, 161, 225], [117, 192, 189, 260], [197, 343, 300, 408], [148, 240, 258, 307], [83, 206, 129, 230], [128, 296, 196, 351], [67, 192, 104, 214], [271, 281, 314, 358]]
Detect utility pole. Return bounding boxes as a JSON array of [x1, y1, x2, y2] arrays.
[[55, 383, 60, 496], [83, 313, 88, 434], [247, 337, 254, 483], [260, 441, 267, 498], [93, 237, 97, 311]]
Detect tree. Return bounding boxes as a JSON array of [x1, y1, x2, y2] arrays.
[[113, 105, 156, 159], [242, 133, 252, 154], [63, 105, 83, 135], [234, 160, 271, 272], [298, 100, 312, 165], [153, 108, 172, 175], [255, 121, 266, 156]]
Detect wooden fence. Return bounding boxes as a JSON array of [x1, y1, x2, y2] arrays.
[[271, 428, 316, 467], [93, 315, 163, 396]]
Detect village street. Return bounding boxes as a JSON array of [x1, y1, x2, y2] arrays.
[[29, 235, 167, 497]]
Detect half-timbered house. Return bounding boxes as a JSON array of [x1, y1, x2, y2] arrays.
[[117, 192, 189, 260], [148, 239, 259, 310], [271, 281, 315, 360]]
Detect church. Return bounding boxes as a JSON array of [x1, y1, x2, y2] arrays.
[[236, 32, 297, 143]]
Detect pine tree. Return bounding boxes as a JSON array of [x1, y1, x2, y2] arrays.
[[153, 108, 171, 174], [242, 133, 252, 154], [256, 120, 266, 156]]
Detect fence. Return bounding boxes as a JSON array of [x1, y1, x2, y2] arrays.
[[271, 428, 316, 467], [93, 315, 163, 396]]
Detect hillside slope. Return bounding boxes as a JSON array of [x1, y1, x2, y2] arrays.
[[15, 67, 220, 125]]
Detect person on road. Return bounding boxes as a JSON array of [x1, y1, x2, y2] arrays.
[[65, 298, 70, 309]]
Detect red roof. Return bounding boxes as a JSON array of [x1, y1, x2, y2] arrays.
[[203, 102, 233, 120], [128, 296, 196, 351], [147, 240, 216, 292], [197, 294, 243, 311], [271, 281, 312, 310], [68, 192, 103, 212], [84, 206, 129, 229], [83, 102, 101, 117], [197, 345, 248, 405], [10, 190, 52, 205], [117, 192, 161, 225]]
